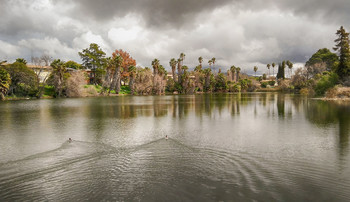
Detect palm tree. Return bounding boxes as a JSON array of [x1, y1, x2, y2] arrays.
[[109, 55, 123, 94], [230, 65, 236, 82], [180, 53, 185, 65], [198, 56, 203, 67], [169, 58, 177, 81], [236, 67, 241, 81], [177, 58, 182, 83], [286, 60, 293, 78], [208, 59, 213, 68], [128, 65, 136, 94], [272, 62, 276, 79], [212, 57, 216, 72], [267, 64, 271, 78], [254, 66, 258, 77], [50, 59, 66, 97], [152, 58, 160, 75]]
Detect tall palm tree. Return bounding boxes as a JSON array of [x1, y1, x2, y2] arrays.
[[212, 57, 216, 72], [286, 60, 293, 78], [254, 66, 258, 77], [152, 58, 160, 75], [198, 56, 203, 68], [180, 53, 186, 65], [109, 55, 123, 94], [177, 58, 182, 83], [50, 59, 66, 97], [230, 65, 236, 82], [128, 65, 136, 94], [208, 59, 213, 68], [211, 57, 216, 66], [267, 64, 271, 78], [236, 67, 241, 81], [272, 62, 276, 79], [169, 58, 177, 81]]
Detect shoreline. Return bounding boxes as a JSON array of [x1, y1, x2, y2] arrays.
[[3, 91, 350, 102]]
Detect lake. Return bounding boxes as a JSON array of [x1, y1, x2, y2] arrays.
[[0, 93, 349, 201]]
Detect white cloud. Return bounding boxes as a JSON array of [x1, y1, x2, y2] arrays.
[[18, 37, 78, 61], [0, 40, 20, 58]]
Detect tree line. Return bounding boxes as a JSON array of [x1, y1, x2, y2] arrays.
[[1, 26, 349, 100]]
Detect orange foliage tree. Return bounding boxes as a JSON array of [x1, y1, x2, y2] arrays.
[[112, 49, 136, 86]]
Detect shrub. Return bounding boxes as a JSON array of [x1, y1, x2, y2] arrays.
[[278, 79, 292, 92], [239, 79, 251, 91], [315, 72, 339, 96], [261, 82, 268, 88], [231, 84, 241, 92], [43, 85, 55, 97], [66, 71, 86, 97], [299, 88, 310, 95], [268, 80, 276, 86], [248, 79, 260, 92]]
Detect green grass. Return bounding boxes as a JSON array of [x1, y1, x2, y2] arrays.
[[119, 86, 131, 94], [83, 84, 131, 95], [43, 85, 55, 97]]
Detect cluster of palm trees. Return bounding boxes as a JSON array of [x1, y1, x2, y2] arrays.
[[265, 61, 293, 79], [252, 60, 294, 80], [229, 65, 241, 82]]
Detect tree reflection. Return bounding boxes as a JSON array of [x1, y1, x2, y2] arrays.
[[305, 100, 350, 158]]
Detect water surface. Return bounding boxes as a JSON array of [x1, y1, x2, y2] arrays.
[[0, 93, 349, 201]]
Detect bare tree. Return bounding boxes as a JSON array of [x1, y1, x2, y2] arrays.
[[40, 54, 53, 66]]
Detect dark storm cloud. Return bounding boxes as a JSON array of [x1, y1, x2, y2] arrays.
[[67, 0, 350, 29], [67, 0, 233, 28]]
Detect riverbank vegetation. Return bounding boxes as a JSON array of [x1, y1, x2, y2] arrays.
[[1, 26, 350, 101]]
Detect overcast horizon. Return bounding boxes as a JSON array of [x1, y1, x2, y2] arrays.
[[1, 0, 350, 75]]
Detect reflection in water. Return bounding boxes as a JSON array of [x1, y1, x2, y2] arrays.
[[305, 100, 350, 158], [0, 94, 350, 201]]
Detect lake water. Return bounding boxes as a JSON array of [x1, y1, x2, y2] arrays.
[[0, 93, 349, 201]]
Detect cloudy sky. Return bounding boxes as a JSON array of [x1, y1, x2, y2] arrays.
[[0, 0, 349, 75]]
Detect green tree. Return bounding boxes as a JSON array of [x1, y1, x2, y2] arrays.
[[276, 62, 285, 80], [3, 62, 38, 96], [306, 48, 339, 71], [0, 68, 11, 100], [333, 26, 350, 79], [78, 43, 107, 84], [15, 58, 27, 64], [272, 62, 276, 78], [65, 61, 82, 70], [215, 72, 228, 91]]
